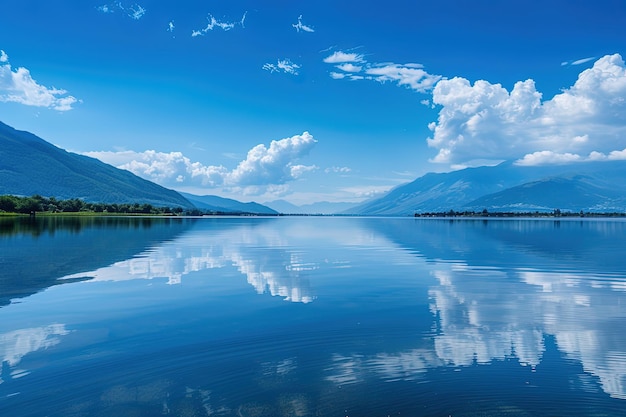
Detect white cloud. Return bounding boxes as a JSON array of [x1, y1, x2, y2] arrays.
[[427, 54, 626, 165], [561, 57, 596, 66], [324, 50, 442, 93], [516, 147, 626, 166], [192, 12, 247, 36], [0, 51, 79, 111], [84, 132, 317, 193], [263, 59, 301, 75], [292, 15, 314, 33], [167, 21, 175, 33], [97, 2, 146, 20], [336, 63, 362, 73], [97, 4, 113, 13], [227, 132, 316, 186], [128, 4, 145, 20], [365, 63, 442, 93], [290, 164, 318, 178], [323, 51, 365, 64], [325, 166, 352, 174], [515, 151, 583, 166]]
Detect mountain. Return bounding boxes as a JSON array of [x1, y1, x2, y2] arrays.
[[465, 170, 626, 213], [347, 160, 626, 215], [0, 121, 193, 207], [179, 192, 278, 215], [265, 199, 358, 215]]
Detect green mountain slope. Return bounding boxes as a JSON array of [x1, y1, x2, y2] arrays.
[[179, 192, 278, 215], [0, 121, 192, 207]]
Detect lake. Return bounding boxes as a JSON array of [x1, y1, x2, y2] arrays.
[[1, 216, 626, 416]]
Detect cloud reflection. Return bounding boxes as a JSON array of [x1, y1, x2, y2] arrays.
[[428, 261, 626, 399], [325, 219, 626, 400], [60, 221, 316, 303], [0, 324, 69, 385]]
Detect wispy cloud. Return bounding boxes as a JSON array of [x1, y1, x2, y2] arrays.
[[127, 4, 145, 20], [84, 132, 317, 194], [263, 59, 301, 75], [96, 2, 146, 20], [323, 51, 365, 64], [167, 20, 175, 35], [191, 12, 247, 36], [561, 56, 596, 66], [325, 166, 352, 174], [324, 50, 442, 93], [292, 15, 314, 33], [0, 50, 79, 111]]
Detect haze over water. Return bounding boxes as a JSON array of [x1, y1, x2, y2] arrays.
[[1, 216, 626, 416]]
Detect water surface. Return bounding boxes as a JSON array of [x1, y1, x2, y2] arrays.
[[1, 216, 625, 416]]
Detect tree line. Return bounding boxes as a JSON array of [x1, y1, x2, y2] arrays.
[[0, 195, 186, 215], [414, 209, 626, 218]]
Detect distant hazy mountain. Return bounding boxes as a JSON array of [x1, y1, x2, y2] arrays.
[[347, 161, 626, 215], [265, 199, 358, 215], [179, 192, 278, 215], [0, 121, 192, 207]]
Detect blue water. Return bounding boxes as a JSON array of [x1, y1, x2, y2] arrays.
[[1, 216, 626, 416]]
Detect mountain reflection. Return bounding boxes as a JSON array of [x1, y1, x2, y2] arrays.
[[0, 216, 194, 307], [61, 218, 316, 303], [332, 218, 626, 399]]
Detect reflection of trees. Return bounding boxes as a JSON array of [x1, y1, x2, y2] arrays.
[[0, 217, 194, 307]]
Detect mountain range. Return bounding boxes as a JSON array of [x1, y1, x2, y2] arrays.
[[0, 121, 192, 208], [346, 160, 626, 215], [2, 121, 625, 215], [0, 121, 275, 214], [179, 192, 278, 215], [264, 199, 357, 215]]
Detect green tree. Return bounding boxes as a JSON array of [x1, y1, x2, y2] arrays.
[[0, 195, 18, 212]]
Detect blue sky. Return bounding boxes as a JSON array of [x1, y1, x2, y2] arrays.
[[1, 1, 626, 205]]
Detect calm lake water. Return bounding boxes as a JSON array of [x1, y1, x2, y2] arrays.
[[1, 216, 626, 416]]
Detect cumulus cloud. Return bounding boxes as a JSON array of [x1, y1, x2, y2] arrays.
[[0, 50, 79, 111], [515, 151, 583, 166], [427, 54, 626, 166], [516, 148, 626, 166], [325, 50, 626, 167], [292, 15, 314, 33], [192, 12, 247, 36], [84, 132, 317, 193], [97, 2, 146, 20], [324, 50, 442, 93], [263, 59, 301, 75]]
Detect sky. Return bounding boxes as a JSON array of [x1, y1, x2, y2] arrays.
[[1, 1, 626, 205]]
